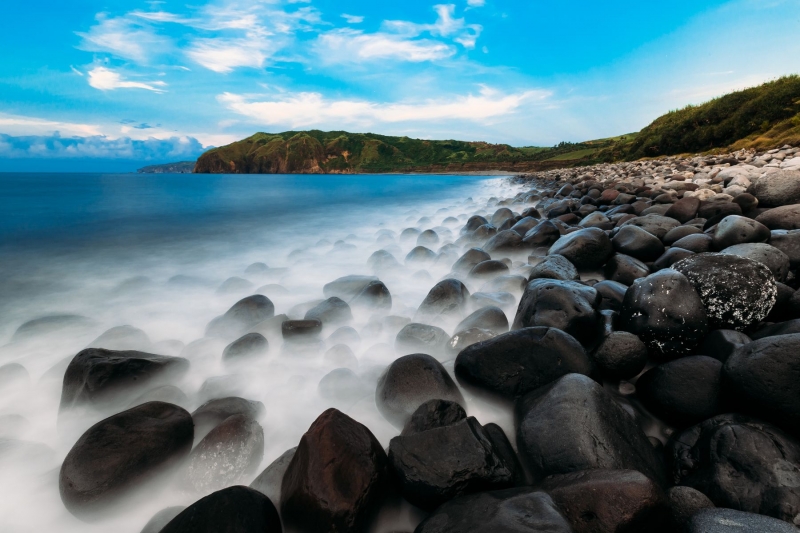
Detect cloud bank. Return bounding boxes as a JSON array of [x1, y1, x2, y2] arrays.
[[0, 134, 206, 161]]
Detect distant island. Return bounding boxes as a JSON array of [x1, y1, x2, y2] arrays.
[[138, 161, 196, 174], [188, 75, 799, 174]]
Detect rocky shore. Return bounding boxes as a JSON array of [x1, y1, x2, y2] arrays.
[[5, 144, 800, 533]]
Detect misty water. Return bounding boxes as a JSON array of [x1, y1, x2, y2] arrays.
[[0, 171, 528, 532]]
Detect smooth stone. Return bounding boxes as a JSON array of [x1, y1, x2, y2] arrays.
[[191, 397, 265, 441], [205, 295, 275, 339], [548, 227, 613, 270], [604, 253, 650, 285], [222, 332, 268, 362], [512, 279, 599, 345], [770, 229, 800, 268], [720, 243, 790, 281], [484, 229, 524, 253], [350, 280, 392, 311], [664, 196, 701, 223], [756, 204, 800, 230], [593, 331, 648, 381], [652, 247, 695, 271], [667, 486, 714, 531], [400, 399, 466, 436], [701, 329, 752, 363], [711, 215, 770, 250], [523, 220, 561, 246], [452, 248, 491, 273], [413, 279, 470, 323], [395, 323, 450, 356], [281, 319, 322, 341], [446, 327, 496, 355], [594, 280, 627, 312], [161, 486, 281, 533], [468, 259, 509, 279], [748, 169, 800, 207], [688, 508, 797, 533], [406, 246, 438, 264], [454, 306, 509, 335], [323, 275, 379, 300], [612, 225, 665, 261], [304, 297, 353, 326], [672, 233, 713, 253], [621, 214, 681, 240], [87, 325, 152, 352], [250, 447, 297, 507], [663, 225, 702, 245], [479, 274, 527, 295], [140, 506, 186, 533], [528, 254, 579, 281], [216, 277, 254, 294]]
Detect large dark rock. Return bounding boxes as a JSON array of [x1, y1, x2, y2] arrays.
[[548, 227, 613, 270], [667, 414, 800, 523], [455, 327, 592, 398], [711, 215, 770, 250], [528, 254, 579, 281], [323, 275, 379, 300], [376, 353, 464, 428], [88, 325, 152, 351], [406, 246, 437, 264], [59, 402, 193, 518], [516, 374, 665, 485], [400, 399, 466, 436], [305, 297, 353, 326], [182, 414, 264, 493], [770, 229, 800, 268], [593, 331, 648, 381], [672, 233, 713, 253], [523, 220, 561, 246], [612, 225, 665, 261], [59, 349, 189, 413], [140, 506, 186, 533], [414, 488, 572, 533], [652, 247, 695, 271], [604, 253, 650, 285], [666, 486, 714, 532], [452, 248, 491, 273], [720, 243, 790, 281], [672, 253, 777, 330], [484, 229, 523, 253], [468, 259, 509, 279], [281, 409, 388, 533], [621, 214, 680, 240], [483, 423, 527, 487], [206, 295, 275, 338], [756, 204, 800, 230], [701, 329, 751, 363], [687, 508, 797, 533], [539, 469, 666, 533], [160, 486, 281, 533], [619, 270, 708, 358], [723, 333, 800, 435], [388, 417, 514, 511], [512, 279, 599, 345], [351, 280, 392, 311], [454, 306, 509, 335], [594, 280, 628, 311], [395, 323, 450, 356], [413, 279, 470, 323], [250, 446, 297, 506], [748, 169, 800, 207], [664, 196, 701, 223], [191, 397, 265, 441], [636, 356, 723, 427], [222, 332, 268, 363]]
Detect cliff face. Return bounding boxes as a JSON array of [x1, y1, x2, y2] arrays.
[[193, 131, 545, 174]]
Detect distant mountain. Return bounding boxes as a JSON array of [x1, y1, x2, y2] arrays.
[[137, 161, 196, 173]]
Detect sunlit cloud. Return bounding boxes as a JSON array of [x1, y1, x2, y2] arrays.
[[318, 29, 455, 62], [218, 87, 550, 128], [76, 14, 170, 63], [87, 67, 167, 92]]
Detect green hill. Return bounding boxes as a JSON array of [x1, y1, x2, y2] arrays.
[[193, 76, 800, 174]]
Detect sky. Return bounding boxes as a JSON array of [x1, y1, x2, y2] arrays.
[[1, 0, 799, 170]]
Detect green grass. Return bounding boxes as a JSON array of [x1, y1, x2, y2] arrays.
[[545, 148, 600, 161]]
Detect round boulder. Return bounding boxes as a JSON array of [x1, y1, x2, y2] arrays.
[[161, 486, 281, 533], [548, 228, 613, 270]]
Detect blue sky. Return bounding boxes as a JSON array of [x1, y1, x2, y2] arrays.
[[1, 0, 799, 170]]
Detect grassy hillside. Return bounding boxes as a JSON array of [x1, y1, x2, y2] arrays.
[[599, 75, 800, 161]]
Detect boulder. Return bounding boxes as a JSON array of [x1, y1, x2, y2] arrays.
[[701, 329, 752, 363], [664, 196, 701, 223], [539, 469, 666, 533], [468, 260, 509, 279], [770, 229, 800, 268], [619, 270, 708, 358], [140, 506, 186, 533], [528, 254, 579, 281], [375, 353, 464, 428], [672, 253, 777, 330], [350, 280, 392, 311], [250, 447, 297, 506], [512, 279, 599, 345], [182, 414, 264, 494], [516, 374, 665, 485], [666, 486, 714, 532], [621, 214, 680, 240], [400, 399, 466, 436], [304, 297, 353, 326], [413, 279, 470, 323], [388, 417, 514, 510], [484, 229, 523, 253], [59, 402, 193, 518], [688, 508, 797, 533], [192, 397, 265, 441], [406, 246, 437, 264], [59, 348, 190, 412], [455, 327, 592, 398], [454, 306, 509, 335], [548, 227, 613, 270], [636, 356, 723, 427], [711, 215, 770, 250], [652, 247, 695, 271], [671, 233, 712, 253], [667, 414, 800, 523], [281, 319, 322, 342], [604, 253, 650, 285], [720, 243, 790, 281], [748, 169, 800, 207], [523, 220, 561, 246], [452, 248, 491, 273], [222, 333, 268, 363], [446, 327, 496, 355], [756, 204, 800, 230], [395, 323, 450, 356], [160, 486, 281, 533], [206, 295, 275, 338], [612, 225, 665, 261], [723, 333, 800, 435], [281, 409, 388, 533], [594, 280, 627, 312], [593, 331, 648, 381]]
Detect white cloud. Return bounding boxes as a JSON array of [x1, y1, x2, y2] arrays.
[[0, 114, 104, 137], [0, 133, 207, 161], [383, 4, 482, 48], [77, 14, 170, 63], [87, 67, 167, 92], [342, 14, 364, 24], [318, 29, 455, 62], [218, 87, 549, 129], [467, 0, 485, 6], [186, 38, 271, 73]]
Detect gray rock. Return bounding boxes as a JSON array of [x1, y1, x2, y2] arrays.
[[748, 169, 800, 207], [528, 254, 579, 281], [249, 447, 297, 505], [688, 508, 797, 533], [720, 243, 790, 281]]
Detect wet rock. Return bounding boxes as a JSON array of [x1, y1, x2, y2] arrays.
[[206, 295, 275, 339], [88, 325, 152, 351], [216, 277, 254, 294], [140, 506, 186, 533], [594, 280, 627, 312], [483, 423, 527, 487], [414, 488, 572, 533], [406, 246, 437, 264], [368, 250, 402, 272], [60, 348, 189, 412], [418, 229, 440, 246], [652, 247, 695, 270], [182, 414, 264, 494], [512, 279, 600, 345], [664, 196, 701, 223], [756, 204, 800, 230], [688, 508, 797, 533], [770, 230, 800, 268], [376, 353, 464, 427], [528, 254, 579, 281], [11, 314, 98, 343], [59, 402, 193, 519], [468, 259, 509, 279], [593, 331, 648, 381], [388, 417, 514, 510], [698, 201, 742, 221], [621, 214, 681, 240], [395, 323, 449, 356], [510, 216, 539, 236], [161, 485, 281, 533], [604, 253, 650, 285], [454, 306, 509, 335], [667, 414, 800, 523], [720, 243, 790, 281], [463, 215, 489, 234], [470, 291, 516, 310], [619, 269, 708, 359], [222, 332, 268, 363], [491, 208, 515, 227], [539, 469, 666, 533], [548, 227, 613, 270], [701, 329, 751, 363], [516, 373, 665, 485], [413, 279, 470, 323], [192, 397, 265, 441], [400, 399, 466, 436], [324, 275, 379, 300], [636, 356, 723, 427], [523, 220, 561, 246], [484, 229, 524, 253], [281, 408, 388, 533], [711, 215, 770, 250], [612, 225, 665, 261], [673, 253, 777, 330], [281, 319, 322, 342], [751, 318, 800, 340], [446, 327, 496, 355], [452, 248, 491, 273], [663, 225, 702, 245], [748, 169, 800, 207], [250, 446, 297, 507], [305, 297, 353, 326], [666, 486, 714, 532], [723, 333, 800, 435], [455, 327, 592, 399], [350, 280, 392, 311], [672, 233, 713, 253]]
